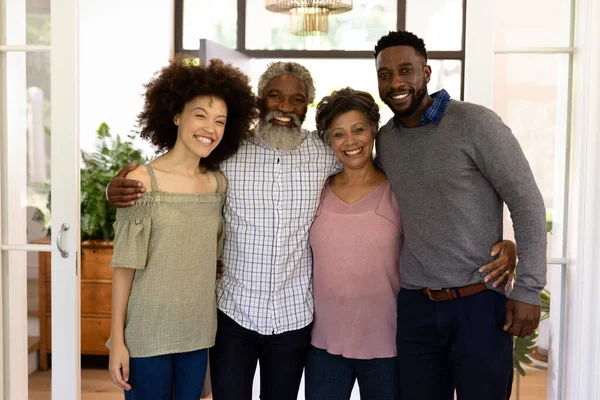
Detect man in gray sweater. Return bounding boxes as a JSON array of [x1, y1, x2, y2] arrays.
[[374, 31, 547, 399]]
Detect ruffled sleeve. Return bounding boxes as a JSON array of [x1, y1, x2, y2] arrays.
[[110, 207, 152, 270]]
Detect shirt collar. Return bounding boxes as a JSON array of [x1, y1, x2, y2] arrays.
[[393, 89, 451, 128]]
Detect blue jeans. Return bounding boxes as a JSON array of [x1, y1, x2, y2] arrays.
[[124, 349, 208, 400], [396, 289, 513, 400], [304, 346, 398, 400]]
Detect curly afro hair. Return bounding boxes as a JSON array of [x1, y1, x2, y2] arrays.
[[315, 87, 380, 145], [138, 55, 257, 170], [374, 30, 428, 61]]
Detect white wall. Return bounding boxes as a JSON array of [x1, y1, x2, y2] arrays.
[[79, 0, 174, 156]]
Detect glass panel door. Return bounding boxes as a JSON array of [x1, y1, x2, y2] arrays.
[[0, 0, 80, 398]]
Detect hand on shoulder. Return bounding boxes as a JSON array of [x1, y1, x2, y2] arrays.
[[125, 165, 151, 193], [106, 162, 146, 208]]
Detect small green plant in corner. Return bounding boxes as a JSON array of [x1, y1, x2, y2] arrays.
[[80, 122, 147, 241]]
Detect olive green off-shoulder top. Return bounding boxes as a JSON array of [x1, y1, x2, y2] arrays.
[[108, 164, 225, 358]]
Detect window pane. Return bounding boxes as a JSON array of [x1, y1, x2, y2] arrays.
[[494, 0, 571, 48], [493, 54, 570, 256], [494, 55, 568, 397], [25, 51, 52, 235], [246, 0, 396, 51], [428, 59, 462, 100], [4, 0, 50, 45], [248, 58, 462, 131], [183, 0, 237, 50], [2, 53, 51, 241], [406, 0, 463, 51], [27, 0, 51, 45]]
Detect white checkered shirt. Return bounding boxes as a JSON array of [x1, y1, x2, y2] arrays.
[[217, 129, 339, 335]]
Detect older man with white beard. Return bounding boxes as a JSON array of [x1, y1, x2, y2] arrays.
[[209, 62, 339, 400], [107, 62, 339, 400]]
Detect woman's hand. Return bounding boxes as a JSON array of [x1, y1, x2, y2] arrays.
[[479, 240, 517, 291], [109, 342, 132, 391]]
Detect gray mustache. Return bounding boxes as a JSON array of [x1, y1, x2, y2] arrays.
[[264, 110, 302, 127]]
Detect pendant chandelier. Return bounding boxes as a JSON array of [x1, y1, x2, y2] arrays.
[[265, 1, 353, 36]]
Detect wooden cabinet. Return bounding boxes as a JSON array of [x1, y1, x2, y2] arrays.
[[38, 240, 113, 370]]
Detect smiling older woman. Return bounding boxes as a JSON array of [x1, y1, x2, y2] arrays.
[[305, 87, 517, 400]]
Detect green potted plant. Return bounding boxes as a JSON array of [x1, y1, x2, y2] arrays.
[[34, 122, 147, 240], [80, 122, 147, 241]]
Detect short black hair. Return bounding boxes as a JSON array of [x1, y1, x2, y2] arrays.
[[374, 30, 428, 61], [138, 55, 257, 170], [315, 87, 380, 144]]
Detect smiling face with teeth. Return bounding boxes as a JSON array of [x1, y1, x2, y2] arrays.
[[173, 95, 227, 159], [328, 110, 376, 170], [262, 74, 308, 126], [376, 45, 432, 127], [257, 74, 310, 151]]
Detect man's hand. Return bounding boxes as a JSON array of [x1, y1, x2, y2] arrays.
[[107, 162, 145, 207], [504, 299, 540, 337], [479, 240, 517, 291]]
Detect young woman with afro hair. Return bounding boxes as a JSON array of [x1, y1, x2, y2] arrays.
[[107, 56, 256, 400]]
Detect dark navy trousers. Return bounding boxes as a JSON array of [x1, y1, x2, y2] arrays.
[[396, 289, 513, 400], [305, 346, 398, 400], [210, 310, 312, 400]]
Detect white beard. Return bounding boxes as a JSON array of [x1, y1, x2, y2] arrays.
[[257, 110, 306, 151], [258, 124, 305, 151]]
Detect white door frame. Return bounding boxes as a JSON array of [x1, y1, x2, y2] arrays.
[[465, 0, 600, 399], [1, 0, 30, 398], [463, 0, 494, 108], [0, 0, 81, 398], [564, 0, 600, 398], [50, 0, 82, 397]]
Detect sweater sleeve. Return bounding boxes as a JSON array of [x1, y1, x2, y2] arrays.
[[469, 107, 547, 305]]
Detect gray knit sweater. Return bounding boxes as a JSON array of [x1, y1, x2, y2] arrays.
[[376, 99, 547, 305]]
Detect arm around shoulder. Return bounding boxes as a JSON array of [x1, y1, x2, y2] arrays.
[[124, 166, 151, 192], [106, 162, 147, 208]]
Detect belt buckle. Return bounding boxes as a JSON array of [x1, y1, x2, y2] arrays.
[[426, 288, 442, 301]]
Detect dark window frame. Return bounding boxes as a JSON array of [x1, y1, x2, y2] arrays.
[[174, 0, 467, 98]]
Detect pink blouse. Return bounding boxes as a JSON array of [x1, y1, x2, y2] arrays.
[[309, 180, 403, 359]]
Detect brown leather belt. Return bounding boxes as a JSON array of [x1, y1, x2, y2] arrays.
[[421, 283, 487, 301]]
